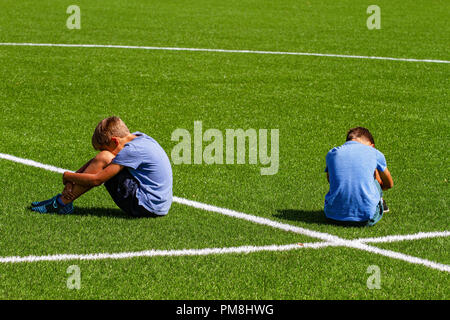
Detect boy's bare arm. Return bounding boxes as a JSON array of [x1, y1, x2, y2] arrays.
[[63, 163, 124, 187], [62, 159, 94, 186], [378, 168, 394, 190], [75, 159, 94, 173], [374, 169, 383, 185]]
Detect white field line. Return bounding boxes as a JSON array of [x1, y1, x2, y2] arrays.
[[342, 241, 450, 273], [0, 153, 449, 272], [0, 42, 449, 64], [0, 237, 448, 272], [0, 242, 335, 264], [0, 153, 71, 174], [173, 196, 342, 243], [359, 231, 450, 244]]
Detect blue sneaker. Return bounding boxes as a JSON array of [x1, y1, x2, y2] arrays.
[[31, 194, 62, 207], [31, 197, 74, 214], [381, 198, 389, 213]]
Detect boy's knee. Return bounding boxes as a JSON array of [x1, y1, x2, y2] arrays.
[[95, 150, 115, 167]]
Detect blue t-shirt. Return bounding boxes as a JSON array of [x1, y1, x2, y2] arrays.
[[112, 132, 173, 215], [324, 141, 387, 222]]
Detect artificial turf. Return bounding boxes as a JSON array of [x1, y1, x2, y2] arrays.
[[0, 0, 448, 299]]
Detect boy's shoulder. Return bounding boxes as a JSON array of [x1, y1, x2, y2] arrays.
[[130, 131, 157, 143], [124, 132, 165, 156], [326, 141, 356, 155], [326, 141, 381, 158], [123, 132, 152, 148], [112, 133, 152, 168]]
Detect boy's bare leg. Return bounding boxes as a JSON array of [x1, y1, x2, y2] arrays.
[[60, 151, 115, 204]]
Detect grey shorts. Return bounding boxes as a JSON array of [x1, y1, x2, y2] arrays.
[[104, 168, 159, 218]]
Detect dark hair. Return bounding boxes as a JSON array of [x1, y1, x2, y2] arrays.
[[346, 127, 375, 145]]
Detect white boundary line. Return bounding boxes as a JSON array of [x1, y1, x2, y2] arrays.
[[0, 243, 333, 264], [0, 42, 449, 64], [342, 241, 450, 272], [173, 196, 342, 243], [359, 231, 450, 243], [1, 233, 449, 267], [0, 153, 70, 174], [1, 153, 449, 272]]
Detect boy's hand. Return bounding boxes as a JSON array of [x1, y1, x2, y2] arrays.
[[63, 172, 70, 185], [62, 163, 123, 187], [62, 182, 76, 201], [374, 169, 383, 185], [378, 168, 394, 190]]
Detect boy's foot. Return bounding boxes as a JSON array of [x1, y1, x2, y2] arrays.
[[31, 196, 74, 214], [381, 198, 389, 213], [31, 194, 61, 207]]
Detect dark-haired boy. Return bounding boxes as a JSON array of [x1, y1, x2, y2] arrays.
[[324, 127, 393, 226]]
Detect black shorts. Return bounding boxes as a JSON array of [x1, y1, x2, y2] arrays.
[[104, 168, 159, 218]]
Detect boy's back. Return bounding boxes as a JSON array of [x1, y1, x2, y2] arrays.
[[325, 141, 387, 222], [112, 131, 173, 215], [31, 116, 174, 217]]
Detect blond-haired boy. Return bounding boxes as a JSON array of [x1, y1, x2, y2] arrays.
[[31, 116, 173, 217]]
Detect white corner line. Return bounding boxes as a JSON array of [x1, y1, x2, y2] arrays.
[[173, 196, 342, 243], [0, 153, 71, 174], [358, 231, 450, 244], [0, 42, 449, 64], [344, 240, 450, 273], [1, 152, 449, 272], [0, 242, 333, 264]]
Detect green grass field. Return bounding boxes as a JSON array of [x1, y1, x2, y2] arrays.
[[0, 0, 448, 299]]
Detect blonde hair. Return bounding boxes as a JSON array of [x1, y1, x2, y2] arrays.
[[92, 116, 130, 150]]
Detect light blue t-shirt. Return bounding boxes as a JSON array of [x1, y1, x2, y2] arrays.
[[324, 141, 387, 222], [112, 132, 173, 215]]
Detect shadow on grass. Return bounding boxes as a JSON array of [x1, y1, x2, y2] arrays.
[[71, 207, 136, 219], [275, 209, 370, 228], [275, 209, 328, 225], [72, 207, 165, 219], [29, 206, 135, 219]]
